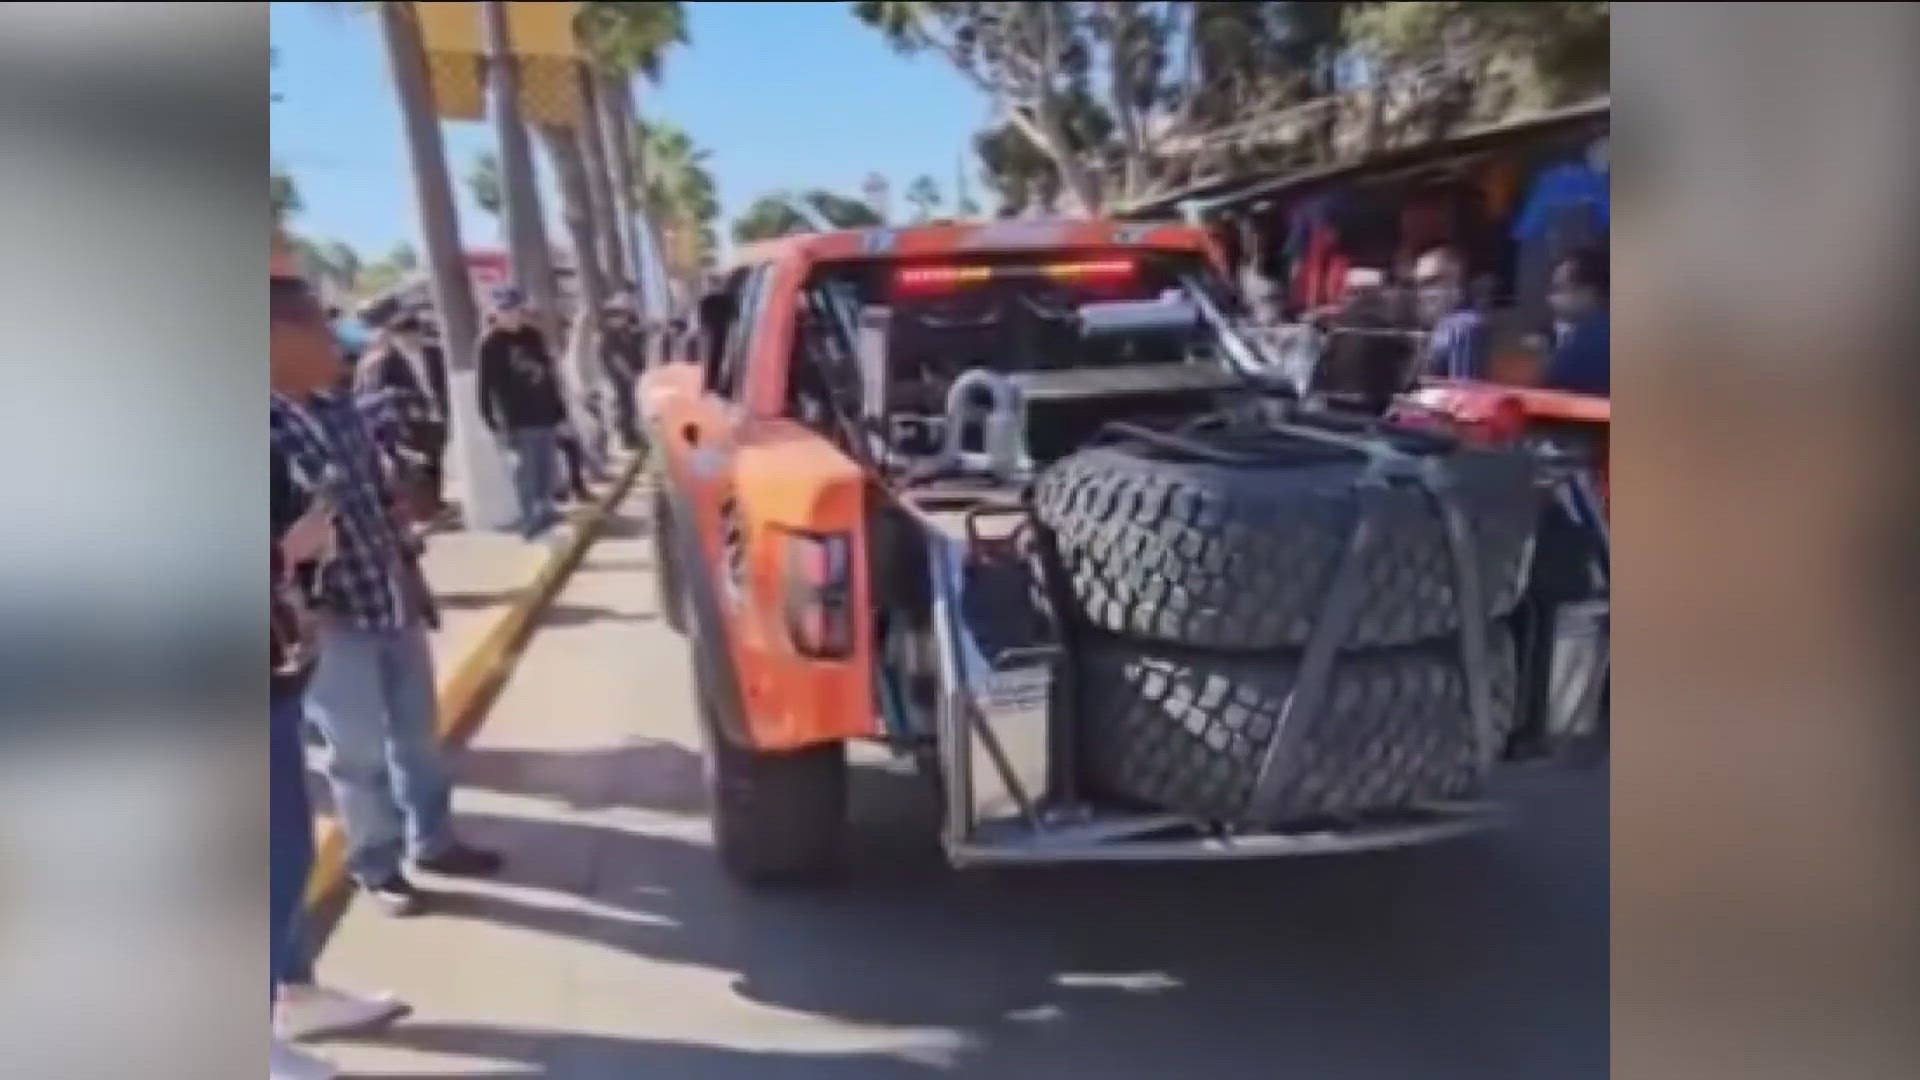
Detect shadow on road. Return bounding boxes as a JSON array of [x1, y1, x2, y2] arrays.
[[457, 739, 708, 817], [576, 556, 655, 574], [590, 514, 654, 542], [389, 759, 1605, 1078], [541, 602, 660, 628], [352, 1022, 954, 1080], [436, 587, 526, 611]]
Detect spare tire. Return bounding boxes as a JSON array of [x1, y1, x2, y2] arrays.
[[1032, 428, 1540, 652], [1078, 626, 1519, 826]]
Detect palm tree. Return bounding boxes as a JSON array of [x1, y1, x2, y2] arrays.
[[574, 69, 628, 293], [536, 117, 611, 343], [633, 118, 718, 300], [575, 2, 688, 315]]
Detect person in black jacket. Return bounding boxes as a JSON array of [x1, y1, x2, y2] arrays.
[[477, 288, 567, 538], [600, 296, 645, 450]]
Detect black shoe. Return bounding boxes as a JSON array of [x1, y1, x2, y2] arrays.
[[414, 843, 503, 878], [359, 872, 425, 917]]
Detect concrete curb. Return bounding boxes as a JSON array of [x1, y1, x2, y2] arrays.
[[303, 452, 645, 911]]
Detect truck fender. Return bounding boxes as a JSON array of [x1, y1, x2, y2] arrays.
[[657, 478, 753, 748]]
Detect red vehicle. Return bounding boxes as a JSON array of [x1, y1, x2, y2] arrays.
[[641, 221, 1608, 887]]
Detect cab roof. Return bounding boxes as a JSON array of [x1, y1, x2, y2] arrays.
[[728, 218, 1216, 273]]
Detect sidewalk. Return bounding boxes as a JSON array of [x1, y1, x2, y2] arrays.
[[304, 450, 644, 909]]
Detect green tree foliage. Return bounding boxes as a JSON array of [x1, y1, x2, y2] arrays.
[[859, 2, 1604, 214], [356, 258, 410, 297], [972, 83, 1112, 216], [853, 1, 1352, 212], [904, 175, 942, 221], [1342, 2, 1608, 109], [732, 196, 812, 244], [804, 190, 885, 229], [732, 190, 883, 244], [634, 118, 721, 275], [467, 151, 503, 221], [322, 241, 362, 286], [578, 1, 689, 80], [271, 167, 301, 224]]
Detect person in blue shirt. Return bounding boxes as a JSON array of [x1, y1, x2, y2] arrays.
[[1544, 248, 1610, 396], [1413, 247, 1491, 381]]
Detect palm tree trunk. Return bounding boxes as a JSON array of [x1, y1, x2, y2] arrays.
[[376, 0, 514, 532], [482, 0, 562, 346], [598, 70, 649, 318], [576, 68, 629, 295], [647, 214, 679, 314], [538, 122, 609, 425], [538, 126, 608, 317]]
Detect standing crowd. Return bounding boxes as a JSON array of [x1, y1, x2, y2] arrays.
[[1224, 124, 1612, 401], [270, 231, 659, 1080]]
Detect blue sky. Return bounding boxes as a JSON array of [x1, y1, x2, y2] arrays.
[[270, 1, 994, 259]]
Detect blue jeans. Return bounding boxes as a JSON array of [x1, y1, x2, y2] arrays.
[[506, 426, 561, 537], [304, 621, 453, 884], [271, 688, 316, 988]]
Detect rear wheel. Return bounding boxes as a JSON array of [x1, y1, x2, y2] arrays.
[[698, 683, 846, 886]]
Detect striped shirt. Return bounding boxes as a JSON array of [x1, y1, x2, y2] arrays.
[[1424, 308, 1490, 381], [269, 390, 420, 631]]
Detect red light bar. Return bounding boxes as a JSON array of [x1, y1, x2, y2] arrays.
[[1038, 258, 1136, 282], [894, 264, 994, 292], [893, 258, 1138, 294]]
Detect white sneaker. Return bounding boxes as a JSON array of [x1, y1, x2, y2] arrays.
[[270, 1036, 336, 1080], [275, 983, 409, 1041]]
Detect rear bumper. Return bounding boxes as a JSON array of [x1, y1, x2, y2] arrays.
[[948, 803, 1503, 866]]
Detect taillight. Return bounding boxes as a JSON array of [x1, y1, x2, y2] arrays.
[[781, 530, 854, 658]]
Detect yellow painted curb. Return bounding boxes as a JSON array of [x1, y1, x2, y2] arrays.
[[303, 452, 646, 910]]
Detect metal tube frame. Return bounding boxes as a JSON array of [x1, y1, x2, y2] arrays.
[[918, 496, 1506, 864]]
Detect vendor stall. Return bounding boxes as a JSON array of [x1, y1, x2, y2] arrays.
[[1123, 98, 1609, 381]]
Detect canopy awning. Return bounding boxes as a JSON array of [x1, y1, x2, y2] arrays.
[[1119, 97, 1610, 221]]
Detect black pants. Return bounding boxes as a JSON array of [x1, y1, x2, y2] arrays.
[[602, 359, 640, 450], [404, 421, 447, 512], [556, 428, 591, 500]]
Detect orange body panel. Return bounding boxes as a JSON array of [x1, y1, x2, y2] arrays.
[[1407, 378, 1610, 426], [649, 221, 1219, 751], [1403, 378, 1610, 514], [726, 422, 875, 749]]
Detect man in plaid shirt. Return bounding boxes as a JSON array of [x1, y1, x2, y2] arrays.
[[272, 367, 501, 917], [355, 312, 449, 514]]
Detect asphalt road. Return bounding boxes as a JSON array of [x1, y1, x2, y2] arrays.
[[321, 485, 1606, 1079]]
